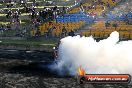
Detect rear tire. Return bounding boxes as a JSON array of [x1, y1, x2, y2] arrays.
[[79, 77, 85, 84]]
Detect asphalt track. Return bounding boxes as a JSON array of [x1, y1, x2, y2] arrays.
[[0, 50, 131, 88]]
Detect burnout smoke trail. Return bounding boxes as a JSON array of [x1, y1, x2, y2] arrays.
[[53, 31, 132, 75]]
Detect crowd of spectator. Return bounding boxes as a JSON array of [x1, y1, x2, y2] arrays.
[[0, 0, 69, 38], [0, 0, 128, 38], [105, 21, 118, 30]]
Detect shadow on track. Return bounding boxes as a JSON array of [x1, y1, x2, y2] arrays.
[[7, 61, 72, 78]]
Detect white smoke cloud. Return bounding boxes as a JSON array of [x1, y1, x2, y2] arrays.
[[53, 31, 132, 75]]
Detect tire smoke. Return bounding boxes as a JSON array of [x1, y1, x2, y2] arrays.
[[53, 31, 132, 75]]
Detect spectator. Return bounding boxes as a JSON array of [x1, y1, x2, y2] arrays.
[[107, 2, 110, 8], [6, 10, 12, 19], [68, 30, 75, 37], [112, 22, 118, 30], [105, 21, 110, 29], [47, 27, 53, 37], [62, 6, 66, 14], [61, 26, 67, 38], [35, 29, 41, 37]]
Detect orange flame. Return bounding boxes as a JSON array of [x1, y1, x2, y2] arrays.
[[78, 66, 86, 76]]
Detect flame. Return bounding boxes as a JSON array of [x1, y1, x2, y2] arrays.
[[78, 66, 86, 76]]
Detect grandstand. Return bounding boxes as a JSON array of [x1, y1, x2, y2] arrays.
[[0, 0, 131, 40], [81, 0, 132, 40]]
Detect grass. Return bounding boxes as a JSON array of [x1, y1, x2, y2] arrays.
[[0, 22, 10, 25], [0, 21, 27, 25], [0, 13, 30, 16], [0, 5, 70, 11], [0, 39, 57, 49], [0, 14, 6, 16], [2, 30, 17, 36]]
